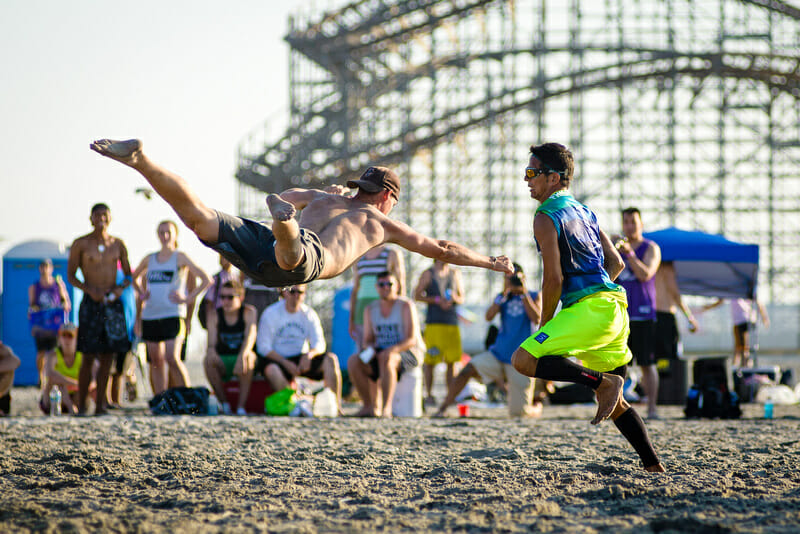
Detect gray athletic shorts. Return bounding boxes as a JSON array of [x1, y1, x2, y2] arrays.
[[201, 210, 324, 287]]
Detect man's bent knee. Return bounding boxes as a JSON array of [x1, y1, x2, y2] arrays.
[[511, 348, 537, 377]]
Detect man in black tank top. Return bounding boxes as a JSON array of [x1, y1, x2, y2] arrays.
[[203, 281, 258, 415]]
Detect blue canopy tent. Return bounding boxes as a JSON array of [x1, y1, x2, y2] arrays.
[[642, 227, 759, 299]]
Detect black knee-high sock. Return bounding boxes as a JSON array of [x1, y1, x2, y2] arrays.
[[533, 355, 603, 389], [613, 407, 660, 468]]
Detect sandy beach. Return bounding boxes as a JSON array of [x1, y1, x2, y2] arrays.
[[2, 380, 799, 533]]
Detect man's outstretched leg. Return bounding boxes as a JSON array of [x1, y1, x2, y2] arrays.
[[512, 350, 623, 425], [90, 139, 219, 243], [610, 399, 666, 472], [266, 194, 304, 271]]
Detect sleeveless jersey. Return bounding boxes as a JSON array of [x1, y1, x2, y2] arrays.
[[424, 268, 458, 325], [34, 281, 62, 310], [141, 252, 186, 320], [54, 347, 83, 382], [215, 307, 245, 355], [535, 191, 623, 307], [617, 240, 657, 321], [368, 297, 424, 364]]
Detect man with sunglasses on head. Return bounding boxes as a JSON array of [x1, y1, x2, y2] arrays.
[[511, 143, 665, 472], [255, 284, 342, 414], [348, 271, 425, 418], [204, 280, 258, 415], [90, 139, 514, 289]]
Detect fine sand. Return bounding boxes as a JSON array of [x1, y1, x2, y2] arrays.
[[2, 381, 799, 533]]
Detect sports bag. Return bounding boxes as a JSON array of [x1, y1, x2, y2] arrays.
[[149, 386, 210, 415]]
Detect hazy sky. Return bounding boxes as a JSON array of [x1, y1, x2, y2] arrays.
[[0, 1, 301, 278]]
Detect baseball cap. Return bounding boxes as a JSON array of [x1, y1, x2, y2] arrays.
[[346, 166, 400, 197]]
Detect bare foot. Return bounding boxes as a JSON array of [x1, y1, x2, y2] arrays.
[[591, 373, 624, 425], [646, 463, 666, 473], [266, 194, 296, 221], [89, 138, 142, 165]]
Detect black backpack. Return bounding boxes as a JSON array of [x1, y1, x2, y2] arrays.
[[149, 387, 210, 415], [685, 384, 741, 419]]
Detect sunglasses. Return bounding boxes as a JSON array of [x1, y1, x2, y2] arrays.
[[377, 281, 394, 288], [219, 294, 238, 300], [525, 165, 564, 179], [287, 288, 305, 295]]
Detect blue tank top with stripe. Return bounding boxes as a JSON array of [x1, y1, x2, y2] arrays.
[[535, 191, 623, 307]]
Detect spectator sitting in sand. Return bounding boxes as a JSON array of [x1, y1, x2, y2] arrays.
[[0, 342, 21, 416], [40, 323, 96, 415]]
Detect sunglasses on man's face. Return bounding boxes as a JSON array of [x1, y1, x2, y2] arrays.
[[219, 294, 238, 301], [377, 281, 394, 288], [287, 288, 305, 295], [524, 167, 549, 179]]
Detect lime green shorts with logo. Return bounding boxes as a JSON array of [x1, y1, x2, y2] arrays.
[[519, 291, 632, 373]]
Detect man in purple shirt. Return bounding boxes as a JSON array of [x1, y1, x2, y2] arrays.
[[616, 208, 661, 419]]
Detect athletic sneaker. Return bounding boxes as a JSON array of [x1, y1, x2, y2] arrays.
[[236, 407, 247, 416]]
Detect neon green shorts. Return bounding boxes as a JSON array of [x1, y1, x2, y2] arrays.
[[423, 324, 463, 365], [519, 291, 632, 373]]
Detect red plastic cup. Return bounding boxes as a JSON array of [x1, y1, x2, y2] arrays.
[[457, 404, 470, 417]]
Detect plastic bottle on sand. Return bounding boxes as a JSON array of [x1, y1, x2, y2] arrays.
[[313, 388, 338, 417]]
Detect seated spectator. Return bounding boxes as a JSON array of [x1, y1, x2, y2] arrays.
[[348, 271, 424, 418], [435, 263, 543, 418], [40, 323, 96, 415], [0, 341, 21, 416], [204, 280, 257, 415], [255, 285, 342, 414]]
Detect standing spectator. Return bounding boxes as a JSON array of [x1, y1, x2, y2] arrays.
[[243, 277, 280, 322], [435, 263, 542, 417], [28, 258, 71, 386], [349, 245, 406, 350], [132, 220, 211, 395], [349, 271, 424, 418], [654, 262, 699, 362], [414, 259, 464, 406], [0, 342, 21, 416], [616, 207, 661, 419], [511, 142, 664, 472], [703, 298, 769, 367], [67, 203, 133, 415], [204, 280, 257, 415], [39, 323, 92, 415], [255, 284, 342, 414]]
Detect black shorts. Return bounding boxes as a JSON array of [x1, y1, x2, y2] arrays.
[[111, 351, 131, 375], [654, 311, 679, 359], [34, 333, 58, 352], [627, 320, 656, 366], [201, 210, 325, 288], [255, 353, 327, 382], [78, 298, 131, 355], [141, 317, 185, 342], [365, 348, 419, 381]]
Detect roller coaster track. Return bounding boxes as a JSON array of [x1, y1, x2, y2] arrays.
[[237, 50, 800, 192]]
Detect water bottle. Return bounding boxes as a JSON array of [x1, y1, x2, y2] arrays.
[[207, 393, 220, 416], [445, 288, 453, 301], [313, 387, 338, 417], [49, 387, 62, 416], [764, 400, 774, 419]]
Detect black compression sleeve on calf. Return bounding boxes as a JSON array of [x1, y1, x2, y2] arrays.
[[613, 407, 660, 469], [533, 355, 603, 389]]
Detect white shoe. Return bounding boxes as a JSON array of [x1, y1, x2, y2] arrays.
[[236, 407, 247, 416], [221, 402, 232, 415]]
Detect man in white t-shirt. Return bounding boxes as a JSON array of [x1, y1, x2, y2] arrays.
[[255, 285, 342, 413]]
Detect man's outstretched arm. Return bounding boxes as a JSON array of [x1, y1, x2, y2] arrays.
[[386, 220, 513, 274]]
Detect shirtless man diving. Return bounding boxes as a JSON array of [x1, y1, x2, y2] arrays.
[[89, 139, 513, 285]]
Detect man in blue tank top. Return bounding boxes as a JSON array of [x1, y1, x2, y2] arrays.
[[511, 143, 664, 472]]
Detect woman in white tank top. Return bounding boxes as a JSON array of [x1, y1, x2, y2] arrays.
[[132, 221, 211, 395]]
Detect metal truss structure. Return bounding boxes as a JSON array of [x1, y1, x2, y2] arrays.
[[237, 0, 800, 306]]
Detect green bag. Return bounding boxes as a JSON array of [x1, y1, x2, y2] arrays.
[[264, 387, 297, 416]]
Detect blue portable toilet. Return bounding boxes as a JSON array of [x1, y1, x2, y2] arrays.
[[2, 240, 78, 386], [331, 284, 356, 370]]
